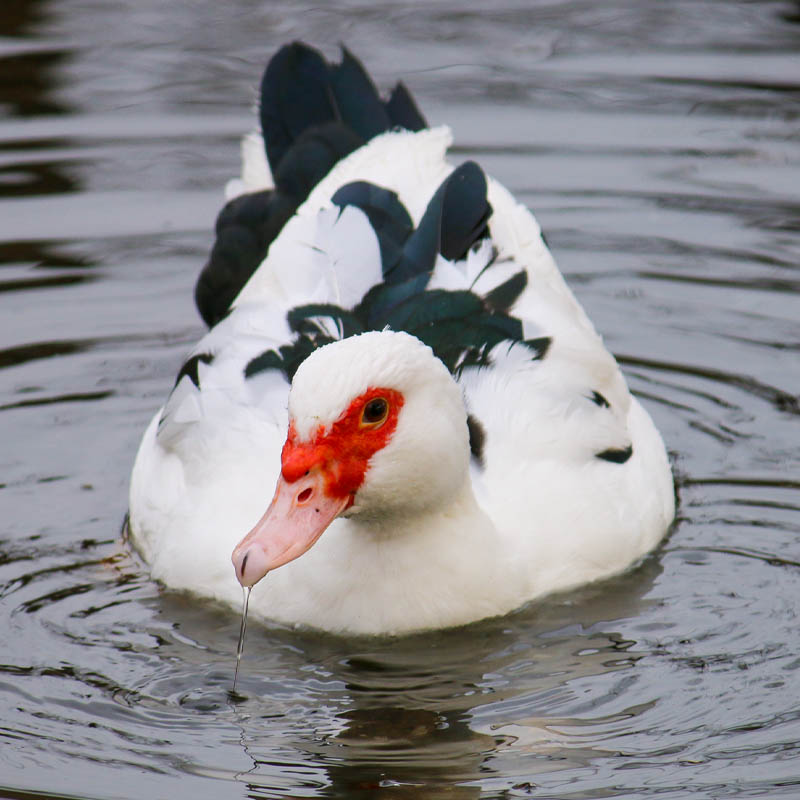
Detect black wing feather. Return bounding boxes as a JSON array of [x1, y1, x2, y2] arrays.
[[330, 47, 392, 141], [384, 82, 427, 131], [238, 161, 548, 384], [197, 43, 428, 328], [259, 43, 336, 173], [332, 181, 414, 276], [483, 269, 527, 313], [439, 161, 492, 261]]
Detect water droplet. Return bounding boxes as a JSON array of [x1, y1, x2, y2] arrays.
[[232, 585, 251, 693]]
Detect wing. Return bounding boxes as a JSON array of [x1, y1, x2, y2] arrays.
[[195, 43, 425, 328]]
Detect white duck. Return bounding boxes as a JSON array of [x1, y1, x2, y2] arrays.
[[129, 43, 675, 635]]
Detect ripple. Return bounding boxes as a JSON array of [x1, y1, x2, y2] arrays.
[[619, 354, 799, 415], [2, 1, 799, 798], [0, 390, 114, 412]]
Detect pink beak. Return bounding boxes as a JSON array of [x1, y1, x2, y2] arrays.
[[231, 469, 351, 588]]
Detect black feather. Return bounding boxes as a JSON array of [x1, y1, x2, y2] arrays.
[[596, 445, 633, 464], [244, 350, 286, 379], [230, 52, 542, 388], [483, 270, 527, 313], [273, 123, 362, 199], [590, 390, 610, 408], [197, 43, 431, 329], [175, 353, 214, 389], [246, 337, 319, 383], [196, 124, 364, 329], [332, 181, 412, 231], [439, 161, 492, 261], [521, 336, 551, 360], [388, 161, 491, 285], [287, 304, 365, 340], [331, 47, 391, 141], [384, 82, 427, 131], [384, 289, 482, 333], [259, 43, 336, 173], [388, 213, 438, 285], [214, 189, 274, 235], [356, 272, 433, 329], [240, 166, 537, 383], [466, 414, 486, 466], [194, 226, 264, 328], [332, 181, 414, 274]]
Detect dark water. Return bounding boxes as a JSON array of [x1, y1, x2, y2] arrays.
[[2, 1, 799, 797]]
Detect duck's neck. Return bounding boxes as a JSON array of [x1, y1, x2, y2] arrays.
[[266, 481, 528, 635], [349, 478, 485, 539]]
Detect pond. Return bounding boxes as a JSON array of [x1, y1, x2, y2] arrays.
[[1, 1, 799, 797]]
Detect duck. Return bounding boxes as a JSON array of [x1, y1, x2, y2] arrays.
[[128, 42, 675, 636]]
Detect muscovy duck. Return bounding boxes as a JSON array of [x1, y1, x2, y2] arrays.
[[129, 43, 675, 635]]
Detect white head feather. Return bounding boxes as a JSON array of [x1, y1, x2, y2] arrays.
[[289, 330, 470, 519]]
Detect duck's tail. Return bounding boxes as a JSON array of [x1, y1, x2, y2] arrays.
[[194, 42, 427, 328]]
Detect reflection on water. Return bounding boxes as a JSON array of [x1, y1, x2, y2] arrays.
[[1, 0, 799, 798], [50, 557, 663, 797]]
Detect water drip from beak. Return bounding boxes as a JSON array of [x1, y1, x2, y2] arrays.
[[232, 584, 252, 694]]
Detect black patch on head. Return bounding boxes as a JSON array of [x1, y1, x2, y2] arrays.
[[590, 390, 610, 408], [596, 445, 633, 464], [466, 414, 486, 467], [175, 352, 214, 389]]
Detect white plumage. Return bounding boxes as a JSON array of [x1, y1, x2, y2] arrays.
[[129, 60, 674, 636]]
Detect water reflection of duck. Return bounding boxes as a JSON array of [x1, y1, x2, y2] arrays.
[[128, 43, 675, 635]]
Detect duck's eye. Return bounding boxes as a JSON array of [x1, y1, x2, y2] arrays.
[[361, 397, 389, 427]]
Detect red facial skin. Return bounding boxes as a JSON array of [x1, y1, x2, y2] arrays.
[[231, 387, 404, 587], [281, 387, 405, 499]]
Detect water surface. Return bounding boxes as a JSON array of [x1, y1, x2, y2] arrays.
[[2, 1, 799, 798]]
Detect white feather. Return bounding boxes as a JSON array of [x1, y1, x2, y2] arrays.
[[129, 122, 674, 635]]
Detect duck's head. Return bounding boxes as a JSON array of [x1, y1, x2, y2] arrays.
[[232, 330, 469, 588]]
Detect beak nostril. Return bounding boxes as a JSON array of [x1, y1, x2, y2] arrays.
[[297, 487, 313, 504]]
